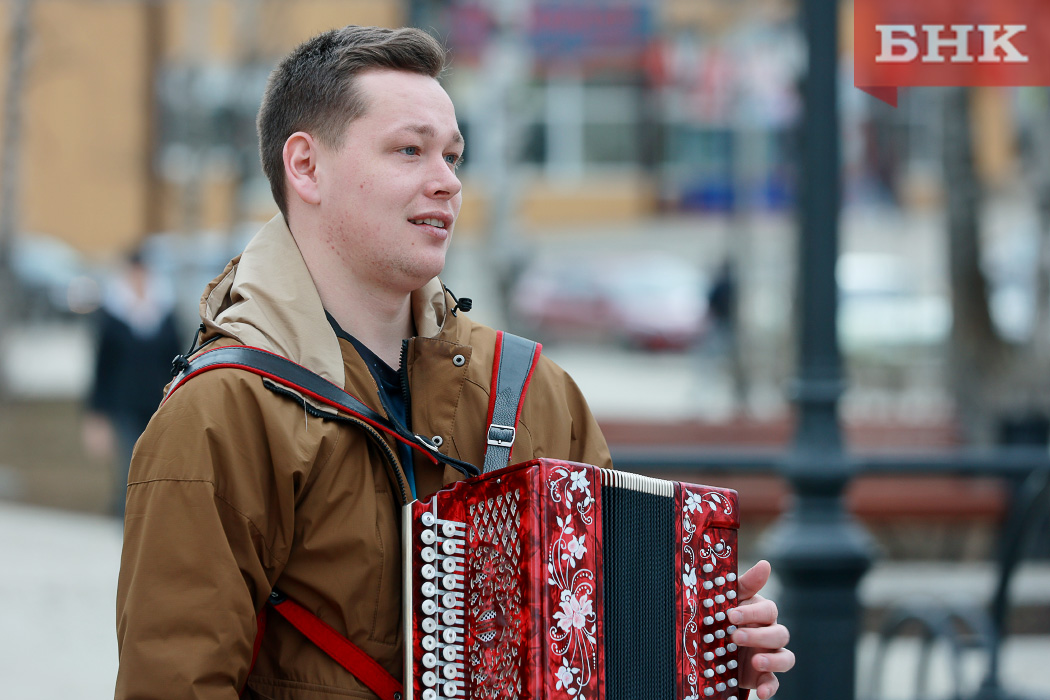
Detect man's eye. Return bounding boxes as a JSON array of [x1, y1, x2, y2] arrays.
[[399, 146, 419, 156], [445, 153, 463, 168]]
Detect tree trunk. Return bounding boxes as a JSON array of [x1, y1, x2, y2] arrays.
[[942, 87, 1009, 443]]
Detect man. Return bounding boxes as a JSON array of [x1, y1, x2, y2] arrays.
[[116, 25, 793, 699]]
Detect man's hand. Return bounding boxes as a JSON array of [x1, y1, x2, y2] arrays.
[[728, 560, 795, 699]]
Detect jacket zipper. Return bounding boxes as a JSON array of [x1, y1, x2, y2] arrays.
[[265, 383, 409, 506], [398, 339, 413, 435]]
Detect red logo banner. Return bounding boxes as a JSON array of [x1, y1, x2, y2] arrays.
[[854, 0, 1050, 106]]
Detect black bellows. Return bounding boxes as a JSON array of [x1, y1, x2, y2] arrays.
[[601, 481, 677, 700]]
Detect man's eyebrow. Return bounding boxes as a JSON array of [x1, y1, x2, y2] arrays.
[[400, 123, 465, 146]]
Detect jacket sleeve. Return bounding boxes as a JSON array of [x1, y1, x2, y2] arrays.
[[115, 370, 303, 699]]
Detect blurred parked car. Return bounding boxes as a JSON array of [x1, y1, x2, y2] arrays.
[[837, 252, 950, 350], [511, 254, 707, 351]]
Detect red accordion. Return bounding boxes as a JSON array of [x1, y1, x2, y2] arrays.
[[403, 458, 741, 700]]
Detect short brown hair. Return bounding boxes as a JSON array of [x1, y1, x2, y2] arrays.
[[257, 25, 448, 216]]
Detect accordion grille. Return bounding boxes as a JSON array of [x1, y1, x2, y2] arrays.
[[601, 472, 676, 700]]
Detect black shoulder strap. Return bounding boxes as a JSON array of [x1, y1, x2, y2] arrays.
[[166, 344, 480, 479], [482, 331, 542, 474]]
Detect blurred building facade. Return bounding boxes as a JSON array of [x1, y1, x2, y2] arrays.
[[0, 0, 812, 260]]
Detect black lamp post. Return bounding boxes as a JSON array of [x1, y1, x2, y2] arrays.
[[760, 1, 876, 699]]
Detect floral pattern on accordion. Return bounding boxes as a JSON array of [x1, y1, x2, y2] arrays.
[[678, 487, 737, 700], [545, 464, 601, 700]]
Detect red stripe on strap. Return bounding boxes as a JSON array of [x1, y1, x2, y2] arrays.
[[269, 597, 404, 700]]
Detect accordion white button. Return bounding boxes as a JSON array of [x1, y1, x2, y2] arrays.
[[423, 690, 437, 700], [715, 595, 726, 604], [422, 635, 437, 651], [727, 625, 737, 634], [727, 643, 738, 652], [442, 645, 458, 662], [703, 564, 714, 573], [715, 647, 726, 657], [422, 600, 437, 615], [704, 652, 715, 661], [443, 574, 458, 590], [444, 681, 459, 696], [421, 529, 436, 545], [422, 564, 437, 580], [717, 682, 727, 692], [727, 590, 737, 600], [703, 599, 714, 608], [703, 634, 714, 643], [443, 628, 458, 644], [443, 664, 457, 680], [442, 610, 458, 625], [421, 512, 436, 527], [704, 669, 715, 679], [728, 573, 737, 582], [422, 652, 438, 668], [717, 664, 726, 674], [422, 618, 437, 633], [715, 612, 726, 621], [422, 582, 437, 597], [729, 678, 739, 687], [442, 592, 458, 608], [442, 558, 457, 573], [715, 630, 725, 639], [715, 576, 726, 585], [422, 671, 438, 687], [704, 581, 714, 590], [705, 687, 714, 696], [728, 660, 738, 670], [442, 540, 458, 555], [703, 616, 714, 626], [442, 522, 458, 538], [421, 547, 436, 562]]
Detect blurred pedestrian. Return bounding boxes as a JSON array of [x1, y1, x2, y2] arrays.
[[82, 249, 180, 519]]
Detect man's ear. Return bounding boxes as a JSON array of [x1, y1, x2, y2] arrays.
[[284, 132, 322, 206]]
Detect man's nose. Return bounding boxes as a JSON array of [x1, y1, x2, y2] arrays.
[[428, 159, 462, 199]]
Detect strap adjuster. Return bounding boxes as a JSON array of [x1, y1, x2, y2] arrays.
[[486, 423, 516, 448]]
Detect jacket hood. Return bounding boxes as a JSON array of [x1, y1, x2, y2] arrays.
[[199, 214, 449, 386]]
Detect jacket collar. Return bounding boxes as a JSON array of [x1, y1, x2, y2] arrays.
[[199, 214, 450, 386]]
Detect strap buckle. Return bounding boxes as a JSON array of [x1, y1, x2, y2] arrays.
[[486, 423, 516, 448]]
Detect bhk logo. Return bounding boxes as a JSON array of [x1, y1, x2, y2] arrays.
[[855, 0, 1050, 105]]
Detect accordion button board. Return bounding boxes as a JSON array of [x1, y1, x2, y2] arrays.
[[404, 458, 740, 700]]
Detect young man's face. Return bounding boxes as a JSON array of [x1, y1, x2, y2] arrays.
[[313, 68, 464, 295]]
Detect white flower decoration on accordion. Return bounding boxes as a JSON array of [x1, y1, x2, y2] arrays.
[[546, 465, 598, 699], [683, 562, 698, 593]]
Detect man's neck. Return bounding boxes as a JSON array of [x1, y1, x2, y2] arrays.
[[324, 284, 414, 368], [289, 219, 415, 368]]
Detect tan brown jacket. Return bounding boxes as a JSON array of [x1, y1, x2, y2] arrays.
[[115, 216, 612, 700]]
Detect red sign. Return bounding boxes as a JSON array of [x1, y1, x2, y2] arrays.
[[854, 0, 1050, 105]]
